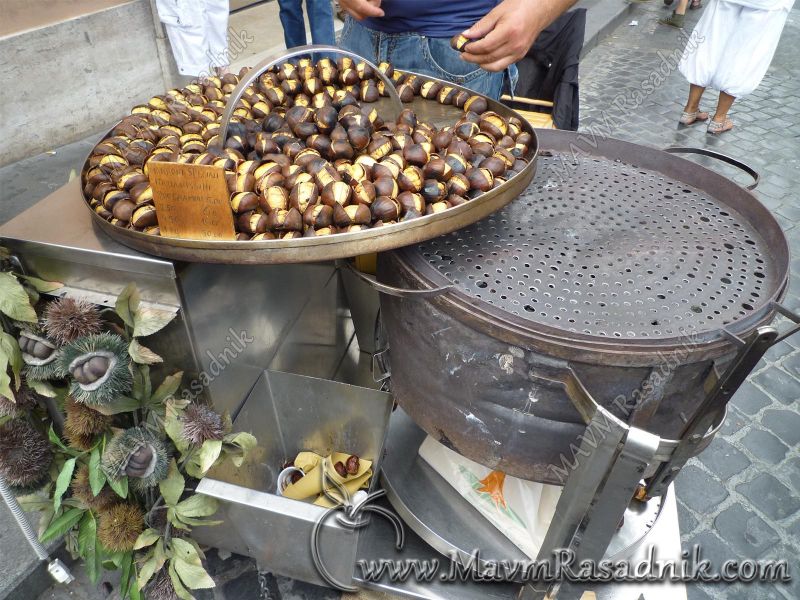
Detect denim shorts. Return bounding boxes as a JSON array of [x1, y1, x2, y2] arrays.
[[338, 16, 518, 100]]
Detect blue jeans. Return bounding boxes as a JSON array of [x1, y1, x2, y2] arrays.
[[277, 0, 336, 49], [338, 16, 517, 100]]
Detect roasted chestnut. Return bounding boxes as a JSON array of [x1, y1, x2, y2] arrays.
[[260, 186, 289, 212], [289, 181, 319, 212], [303, 204, 334, 228], [371, 196, 401, 221], [398, 166, 424, 192], [373, 177, 399, 198], [321, 181, 352, 206]]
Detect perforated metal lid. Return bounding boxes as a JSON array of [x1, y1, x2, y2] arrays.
[[418, 152, 784, 340]]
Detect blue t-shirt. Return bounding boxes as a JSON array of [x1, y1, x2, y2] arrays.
[[363, 0, 501, 38]]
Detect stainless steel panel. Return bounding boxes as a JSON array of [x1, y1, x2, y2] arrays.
[[195, 369, 393, 585], [338, 262, 381, 355]]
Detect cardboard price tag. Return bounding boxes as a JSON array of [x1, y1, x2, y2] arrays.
[[148, 162, 236, 240]]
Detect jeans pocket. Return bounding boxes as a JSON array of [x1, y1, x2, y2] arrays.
[[422, 37, 484, 84]]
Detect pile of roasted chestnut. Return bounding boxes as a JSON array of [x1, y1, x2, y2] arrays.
[[82, 57, 533, 240]]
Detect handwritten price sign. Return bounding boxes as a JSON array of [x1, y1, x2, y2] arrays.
[[148, 162, 236, 240]]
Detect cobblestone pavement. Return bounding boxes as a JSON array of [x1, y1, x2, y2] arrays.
[[10, 3, 800, 600], [576, 3, 800, 600]]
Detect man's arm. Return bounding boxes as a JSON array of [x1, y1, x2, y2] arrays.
[[460, 0, 578, 72], [339, 0, 385, 20]]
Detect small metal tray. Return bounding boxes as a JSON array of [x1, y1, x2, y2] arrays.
[[80, 50, 539, 265]]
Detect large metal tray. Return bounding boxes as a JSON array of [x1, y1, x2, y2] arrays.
[[81, 66, 539, 265]]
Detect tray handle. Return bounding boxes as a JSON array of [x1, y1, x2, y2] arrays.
[[340, 260, 452, 299], [663, 147, 760, 190], [216, 45, 404, 150]]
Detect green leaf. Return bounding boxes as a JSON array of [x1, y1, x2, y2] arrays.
[[169, 561, 196, 600], [224, 431, 257, 452], [27, 379, 57, 397], [53, 458, 76, 513], [172, 516, 223, 528], [164, 407, 189, 454], [175, 494, 218, 519], [171, 538, 202, 565], [91, 395, 142, 416], [103, 551, 125, 569], [0, 272, 37, 322], [47, 425, 78, 456], [129, 569, 142, 600], [128, 339, 163, 365], [108, 475, 129, 499], [152, 372, 183, 405], [16, 274, 63, 293], [0, 363, 11, 402], [88, 447, 106, 496], [17, 495, 53, 512], [186, 440, 222, 479], [174, 558, 215, 590], [134, 528, 162, 550], [167, 507, 190, 530], [78, 512, 101, 584], [116, 283, 140, 328], [0, 331, 22, 390], [120, 552, 133, 599], [160, 460, 184, 506], [40, 507, 85, 543], [133, 307, 176, 338], [137, 553, 159, 591]]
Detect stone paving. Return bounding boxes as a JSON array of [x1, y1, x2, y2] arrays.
[[0, 2, 797, 599], [575, 3, 800, 599]]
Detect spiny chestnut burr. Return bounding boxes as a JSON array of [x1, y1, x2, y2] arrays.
[[303, 204, 334, 228], [260, 186, 289, 211], [398, 191, 425, 215], [398, 166, 424, 192], [373, 177, 399, 199], [403, 143, 429, 167], [267, 207, 303, 231], [231, 192, 260, 214], [466, 167, 494, 191], [448, 173, 471, 196], [423, 158, 453, 182], [289, 181, 319, 213], [333, 203, 371, 227], [352, 180, 376, 205], [421, 179, 447, 203], [238, 211, 269, 234], [450, 33, 472, 52], [321, 181, 352, 206], [371, 196, 401, 221]]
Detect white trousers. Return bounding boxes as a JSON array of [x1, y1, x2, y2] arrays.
[[156, 0, 230, 77], [678, 0, 790, 97]]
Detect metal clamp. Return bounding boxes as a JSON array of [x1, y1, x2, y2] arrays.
[[217, 45, 404, 149], [663, 147, 760, 190], [339, 260, 453, 299]]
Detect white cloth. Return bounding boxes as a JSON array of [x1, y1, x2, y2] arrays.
[[678, 0, 792, 97], [156, 0, 230, 77]]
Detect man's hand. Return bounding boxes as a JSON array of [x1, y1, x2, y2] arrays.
[[339, 0, 384, 20], [461, 0, 576, 71]]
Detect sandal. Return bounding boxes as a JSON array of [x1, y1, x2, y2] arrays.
[[659, 11, 685, 27], [679, 111, 709, 126], [707, 118, 734, 135], [664, 0, 674, 5], [690, 0, 702, 8]]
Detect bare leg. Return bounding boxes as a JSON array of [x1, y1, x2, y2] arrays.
[[674, 0, 690, 15], [684, 84, 706, 113], [712, 92, 736, 123]]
